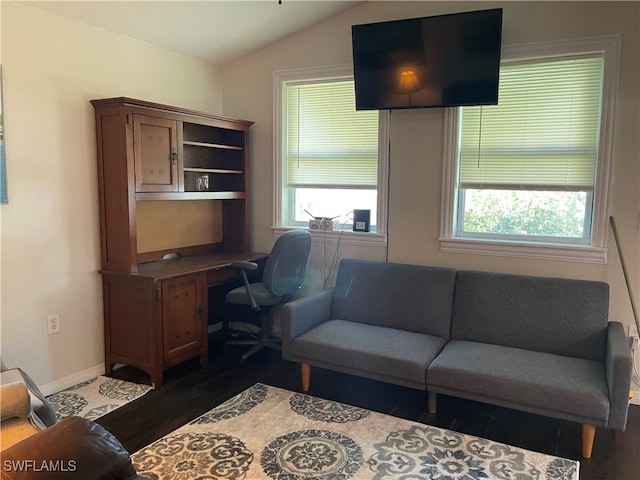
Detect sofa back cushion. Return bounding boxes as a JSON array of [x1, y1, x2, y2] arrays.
[[451, 270, 609, 362], [331, 259, 457, 338]]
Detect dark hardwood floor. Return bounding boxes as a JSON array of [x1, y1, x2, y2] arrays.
[[98, 332, 639, 480]]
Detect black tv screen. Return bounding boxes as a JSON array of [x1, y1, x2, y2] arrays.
[[351, 8, 503, 110]]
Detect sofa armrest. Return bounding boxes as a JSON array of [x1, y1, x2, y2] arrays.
[[0, 381, 31, 423], [605, 321, 633, 431], [281, 289, 334, 359], [0, 368, 56, 428], [0, 383, 41, 451]]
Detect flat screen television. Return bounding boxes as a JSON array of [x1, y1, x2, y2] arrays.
[[351, 8, 503, 111]]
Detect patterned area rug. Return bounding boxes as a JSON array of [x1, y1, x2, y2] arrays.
[[47, 375, 152, 421], [131, 383, 579, 480]]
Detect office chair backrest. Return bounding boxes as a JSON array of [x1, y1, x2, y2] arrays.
[[263, 230, 312, 297]]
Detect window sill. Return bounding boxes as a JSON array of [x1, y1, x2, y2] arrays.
[[439, 237, 607, 264], [272, 226, 387, 247]]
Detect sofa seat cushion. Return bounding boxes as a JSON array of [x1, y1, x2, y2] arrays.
[[427, 340, 610, 424], [290, 319, 447, 389]]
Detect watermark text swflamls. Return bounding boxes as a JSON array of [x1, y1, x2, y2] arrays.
[[3, 459, 77, 472]]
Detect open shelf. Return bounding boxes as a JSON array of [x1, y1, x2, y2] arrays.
[[184, 167, 243, 174], [136, 191, 247, 201], [183, 140, 243, 151]]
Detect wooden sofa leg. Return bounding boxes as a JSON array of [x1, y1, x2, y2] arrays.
[[428, 391, 437, 414], [301, 364, 310, 392], [582, 424, 596, 459]]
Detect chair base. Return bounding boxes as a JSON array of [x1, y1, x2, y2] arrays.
[[234, 338, 281, 363], [224, 314, 281, 363]]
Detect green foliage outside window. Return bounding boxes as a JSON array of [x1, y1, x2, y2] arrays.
[[462, 190, 588, 238]]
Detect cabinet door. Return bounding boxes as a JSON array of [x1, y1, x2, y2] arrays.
[[162, 274, 207, 363], [133, 114, 179, 192]]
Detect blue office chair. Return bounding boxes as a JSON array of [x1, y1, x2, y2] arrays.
[[225, 229, 312, 363]]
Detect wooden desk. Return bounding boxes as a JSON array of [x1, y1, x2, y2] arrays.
[[101, 252, 267, 389], [91, 98, 259, 389]]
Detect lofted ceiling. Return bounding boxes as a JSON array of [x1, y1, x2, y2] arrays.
[[22, 0, 362, 66]]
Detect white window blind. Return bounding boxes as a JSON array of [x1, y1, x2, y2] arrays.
[[286, 80, 379, 188], [458, 54, 604, 191]]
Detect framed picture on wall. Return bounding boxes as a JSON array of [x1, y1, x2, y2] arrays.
[[0, 65, 6, 204], [0, 65, 8, 203]]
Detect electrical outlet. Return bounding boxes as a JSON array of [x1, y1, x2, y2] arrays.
[[629, 324, 639, 339], [47, 314, 60, 335]]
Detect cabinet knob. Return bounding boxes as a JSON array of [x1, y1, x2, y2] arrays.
[[198, 302, 204, 318], [172, 148, 177, 165]]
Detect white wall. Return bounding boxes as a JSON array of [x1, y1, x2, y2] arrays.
[[220, 1, 640, 334], [0, 2, 222, 386]]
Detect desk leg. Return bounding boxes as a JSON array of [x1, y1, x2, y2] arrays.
[[150, 367, 163, 390]]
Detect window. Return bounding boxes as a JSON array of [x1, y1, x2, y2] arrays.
[[441, 36, 620, 263], [274, 66, 388, 241]]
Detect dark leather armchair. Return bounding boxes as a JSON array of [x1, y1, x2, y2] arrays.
[[1, 417, 144, 480], [225, 229, 312, 363]]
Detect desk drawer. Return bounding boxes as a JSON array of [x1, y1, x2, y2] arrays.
[[207, 268, 238, 286]]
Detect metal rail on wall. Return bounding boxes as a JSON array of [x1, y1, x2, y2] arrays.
[[609, 216, 640, 334], [609, 216, 640, 388]]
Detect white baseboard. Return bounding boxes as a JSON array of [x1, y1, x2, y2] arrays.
[[39, 363, 105, 397]]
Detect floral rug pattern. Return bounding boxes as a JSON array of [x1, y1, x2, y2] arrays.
[[47, 376, 152, 421], [131, 383, 579, 480]]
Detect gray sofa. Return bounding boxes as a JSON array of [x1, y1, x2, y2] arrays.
[[281, 258, 633, 458]]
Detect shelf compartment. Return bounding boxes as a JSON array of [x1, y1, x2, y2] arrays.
[[183, 140, 242, 151], [183, 143, 243, 171], [183, 122, 244, 148], [183, 170, 245, 193]]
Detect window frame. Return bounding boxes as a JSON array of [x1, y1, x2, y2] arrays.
[[273, 65, 388, 246], [440, 35, 621, 264]]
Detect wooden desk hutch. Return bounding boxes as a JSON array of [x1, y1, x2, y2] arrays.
[[91, 97, 259, 388]]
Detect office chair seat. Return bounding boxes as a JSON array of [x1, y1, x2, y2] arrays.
[[225, 283, 283, 307], [225, 229, 312, 363]]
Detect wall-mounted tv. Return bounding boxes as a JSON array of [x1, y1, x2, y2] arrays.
[[351, 8, 503, 111]]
